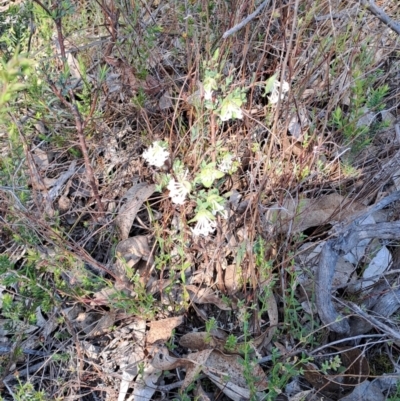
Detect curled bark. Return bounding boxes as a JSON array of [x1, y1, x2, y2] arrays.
[[315, 190, 400, 334]]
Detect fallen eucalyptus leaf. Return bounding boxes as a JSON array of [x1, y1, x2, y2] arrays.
[[116, 182, 155, 239], [147, 316, 184, 345], [264, 193, 365, 234], [361, 246, 392, 289], [185, 285, 231, 310]]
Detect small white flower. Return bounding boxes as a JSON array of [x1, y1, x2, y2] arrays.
[[204, 88, 213, 101], [218, 154, 234, 173], [210, 201, 224, 215], [142, 141, 169, 168], [220, 101, 243, 121], [204, 190, 227, 217], [191, 209, 217, 237], [268, 80, 290, 104], [167, 177, 191, 205], [203, 75, 218, 101]]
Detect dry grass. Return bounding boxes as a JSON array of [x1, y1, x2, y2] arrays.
[[0, 0, 400, 400]]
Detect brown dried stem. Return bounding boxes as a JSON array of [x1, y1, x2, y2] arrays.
[[33, 1, 106, 219]]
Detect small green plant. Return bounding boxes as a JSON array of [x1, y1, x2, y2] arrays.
[[224, 334, 238, 352], [265, 349, 311, 401], [0, 51, 32, 113], [6, 380, 46, 401], [387, 380, 400, 401], [281, 265, 318, 345], [205, 317, 218, 343], [330, 66, 389, 154], [320, 355, 343, 375]]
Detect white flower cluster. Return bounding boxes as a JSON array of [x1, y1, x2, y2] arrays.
[[142, 141, 169, 168], [191, 209, 217, 237], [218, 153, 234, 173], [142, 142, 231, 237], [219, 101, 243, 121], [167, 174, 191, 205], [269, 80, 290, 104]]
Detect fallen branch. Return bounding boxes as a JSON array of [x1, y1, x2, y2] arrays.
[[315, 190, 400, 334], [359, 0, 400, 36], [222, 0, 271, 39]]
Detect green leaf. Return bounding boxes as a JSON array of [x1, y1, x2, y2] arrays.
[[263, 73, 277, 96], [196, 163, 224, 188]]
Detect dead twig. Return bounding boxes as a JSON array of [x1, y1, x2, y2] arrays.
[[359, 0, 400, 36], [345, 302, 400, 341], [32, 0, 106, 219], [222, 0, 271, 39]]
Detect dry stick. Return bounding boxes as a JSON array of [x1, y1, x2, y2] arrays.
[[222, 0, 271, 39], [359, 0, 400, 36], [346, 302, 400, 342], [31, 0, 105, 219], [53, 18, 105, 218], [49, 82, 105, 220]]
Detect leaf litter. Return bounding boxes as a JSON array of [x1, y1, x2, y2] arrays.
[[1, 0, 400, 400]]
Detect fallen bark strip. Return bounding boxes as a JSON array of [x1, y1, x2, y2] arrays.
[[315, 190, 400, 334]]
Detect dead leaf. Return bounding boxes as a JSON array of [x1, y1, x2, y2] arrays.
[[116, 236, 151, 263], [303, 346, 369, 394], [194, 382, 213, 401], [75, 310, 116, 336], [264, 193, 365, 234], [224, 264, 242, 294], [339, 380, 385, 401], [150, 345, 187, 370], [131, 363, 161, 401], [115, 182, 155, 239], [119, 370, 136, 401], [146, 316, 184, 345], [179, 332, 222, 351], [360, 246, 391, 289], [185, 285, 231, 310], [289, 390, 313, 401], [182, 349, 214, 389]]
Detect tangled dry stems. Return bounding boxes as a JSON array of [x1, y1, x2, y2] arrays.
[[1, 0, 400, 399]]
